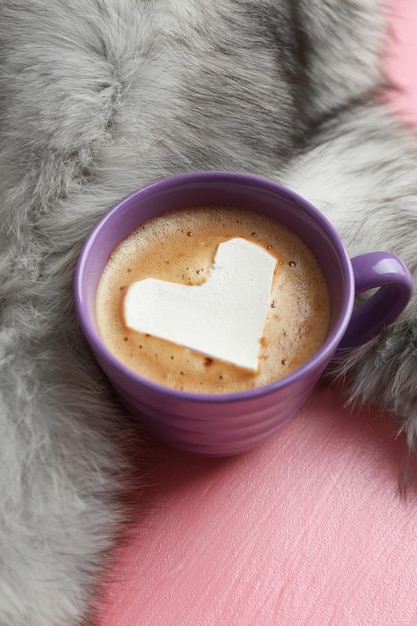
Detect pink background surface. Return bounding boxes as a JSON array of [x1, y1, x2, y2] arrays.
[[97, 3, 417, 625]]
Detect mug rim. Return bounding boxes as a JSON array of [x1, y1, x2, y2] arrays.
[[74, 171, 355, 404]]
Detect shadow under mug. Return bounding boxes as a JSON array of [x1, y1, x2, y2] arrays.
[[74, 172, 413, 456]]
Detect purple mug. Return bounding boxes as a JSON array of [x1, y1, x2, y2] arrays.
[[74, 172, 413, 456]]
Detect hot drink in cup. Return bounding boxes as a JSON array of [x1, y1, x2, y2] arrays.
[[74, 172, 413, 456]]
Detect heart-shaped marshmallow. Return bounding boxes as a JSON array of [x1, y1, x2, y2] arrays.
[[123, 237, 277, 371]]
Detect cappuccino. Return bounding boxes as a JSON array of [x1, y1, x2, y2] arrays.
[[95, 206, 330, 393]]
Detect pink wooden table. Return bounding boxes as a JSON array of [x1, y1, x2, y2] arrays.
[[96, 3, 417, 624]]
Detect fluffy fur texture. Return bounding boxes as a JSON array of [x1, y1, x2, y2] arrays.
[[0, 1, 416, 624]]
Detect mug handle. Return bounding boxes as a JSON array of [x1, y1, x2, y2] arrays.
[[337, 252, 413, 351]]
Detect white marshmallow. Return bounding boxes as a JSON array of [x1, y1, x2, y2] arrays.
[[123, 237, 277, 371]]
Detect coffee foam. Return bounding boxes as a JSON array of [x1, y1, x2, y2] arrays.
[[95, 206, 330, 393]]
